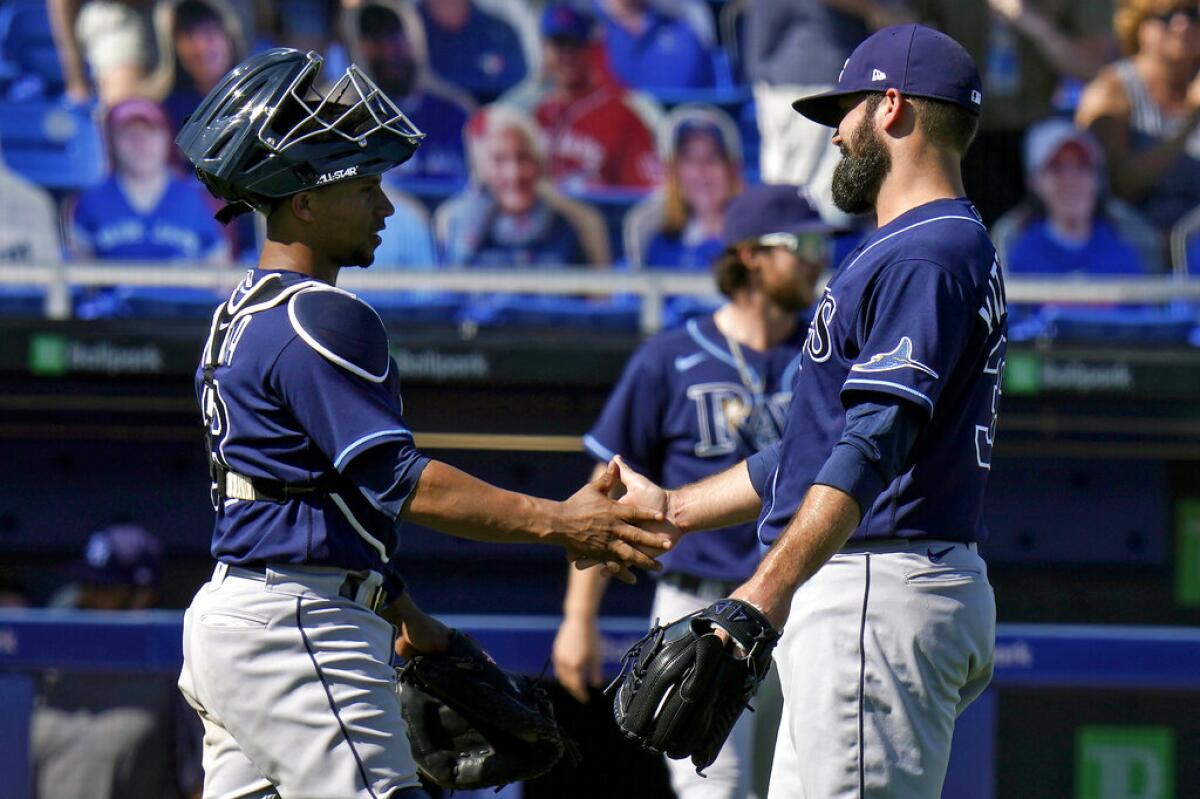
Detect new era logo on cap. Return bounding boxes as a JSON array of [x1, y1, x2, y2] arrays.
[[971, 89, 982, 104], [872, 69, 887, 81]]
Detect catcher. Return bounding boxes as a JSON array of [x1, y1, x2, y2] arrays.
[[173, 47, 671, 798]]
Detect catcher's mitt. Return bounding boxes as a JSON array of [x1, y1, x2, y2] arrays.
[[611, 598, 780, 773], [398, 630, 571, 790]]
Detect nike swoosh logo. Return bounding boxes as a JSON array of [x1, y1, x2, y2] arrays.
[[674, 352, 707, 372], [927, 545, 955, 563]]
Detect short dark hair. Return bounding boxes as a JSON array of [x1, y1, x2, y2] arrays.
[[909, 96, 978, 157], [174, 0, 224, 35], [713, 245, 746, 297], [359, 4, 405, 39]]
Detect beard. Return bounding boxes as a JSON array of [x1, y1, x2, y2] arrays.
[[765, 278, 810, 313], [831, 112, 891, 215]]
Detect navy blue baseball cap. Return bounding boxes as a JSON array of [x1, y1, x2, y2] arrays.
[[722, 184, 834, 247], [541, 4, 592, 43], [72, 523, 163, 588], [793, 24, 982, 127]]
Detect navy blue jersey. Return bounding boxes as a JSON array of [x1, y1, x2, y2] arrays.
[[757, 198, 1007, 545], [197, 269, 428, 585], [586, 315, 806, 582]]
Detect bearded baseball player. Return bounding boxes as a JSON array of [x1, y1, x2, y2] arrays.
[[172, 48, 670, 799], [606, 24, 1004, 797], [553, 184, 831, 799]]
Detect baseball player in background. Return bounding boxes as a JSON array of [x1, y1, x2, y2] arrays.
[[553, 184, 833, 799], [172, 48, 671, 799], [604, 24, 1004, 797]]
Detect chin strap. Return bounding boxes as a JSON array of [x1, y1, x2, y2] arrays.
[[215, 200, 256, 226]]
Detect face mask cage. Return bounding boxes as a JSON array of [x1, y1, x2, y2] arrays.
[[261, 52, 425, 154]]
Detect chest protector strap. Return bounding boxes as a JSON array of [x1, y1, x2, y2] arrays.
[[202, 273, 338, 506]]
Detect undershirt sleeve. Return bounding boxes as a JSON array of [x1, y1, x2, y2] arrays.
[[812, 399, 925, 513]]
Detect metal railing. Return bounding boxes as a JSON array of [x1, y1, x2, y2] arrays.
[[3, 262, 1200, 333]]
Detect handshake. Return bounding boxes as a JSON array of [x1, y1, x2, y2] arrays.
[[560, 455, 680, 583]]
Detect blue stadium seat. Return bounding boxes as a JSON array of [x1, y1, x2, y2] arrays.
[[457, 294, 641, 331], [1039, 304, 1196, 346], [0, 0, 64, 98], [357, 291, 464, 326], [566, 186, 649, 264], [0, 98, 105, 190], [73, 286, 224, 320], [0, 285, 45, 316]]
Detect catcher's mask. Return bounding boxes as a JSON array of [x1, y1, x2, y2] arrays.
[[176, 47, 424, 224]]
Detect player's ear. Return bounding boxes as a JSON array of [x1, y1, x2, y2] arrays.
[[290, 190, 317, 224], [879, 88, 908, 133]]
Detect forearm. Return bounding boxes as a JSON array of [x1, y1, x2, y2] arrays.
[[734, 485, 861, 627], [48, 0, 88, 91], [1111, 116, 1200, 199], [1011, 15, 1109, 80], [403, 460, 558, 544], [666, 461, 763, 533], [563, 560, 609, 621]]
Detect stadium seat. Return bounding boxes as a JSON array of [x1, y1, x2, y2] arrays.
[[457, 293, 641, 331], [1038, 304, 1196, 346], [0, 99, 105, 190], [357, 291, 464, 326], [73, 286, 224, 320], [0, 0, 64, 98], [1170, 201, 1200, 275], [0, 285, 46, 316]]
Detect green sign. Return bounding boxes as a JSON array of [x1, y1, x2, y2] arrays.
[[28, 333, 68, 376], [1176, 500, 1200, 606], [1004, 352, 1040, 395], [1077, 726, 1174, 799]]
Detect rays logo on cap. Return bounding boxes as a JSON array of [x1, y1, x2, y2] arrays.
[[851, 337, 938, 378]]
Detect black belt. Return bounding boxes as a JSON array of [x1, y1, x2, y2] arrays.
[[660, 571, 742, 596]]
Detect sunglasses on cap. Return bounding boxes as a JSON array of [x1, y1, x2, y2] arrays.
[[758, 232, 828, 263], [1154, 5, 1200, 23]]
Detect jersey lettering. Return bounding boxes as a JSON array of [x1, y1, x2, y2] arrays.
[[805, 289, 837, 363], [977, 257, 1007, 336], [974, 334, 1006, 469], [687, 382, 789, 457], [687, 382, 752, 457]]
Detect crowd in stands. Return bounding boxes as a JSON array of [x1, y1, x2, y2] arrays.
[[3, 0, 1200, 330]]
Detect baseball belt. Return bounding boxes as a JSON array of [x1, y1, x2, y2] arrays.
[[222, 564, 388, 613]]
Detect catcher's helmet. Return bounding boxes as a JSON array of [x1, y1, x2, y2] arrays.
[[176, 48, 424, 223]]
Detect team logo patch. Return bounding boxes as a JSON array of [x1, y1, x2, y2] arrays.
[[851, 337, 938, 378], [315, 166, 359, 185]]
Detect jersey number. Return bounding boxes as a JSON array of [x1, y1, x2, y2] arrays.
[[974, 335, 1005, 470]]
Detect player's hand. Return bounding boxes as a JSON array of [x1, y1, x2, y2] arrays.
[[1186, 71, 1200, 114], [385, 594, 452, 659], [574, 456, 683, 573], [554, 461, 671, 583], [729, 580, 791, 631], [986, 0, 1027, 23], [552, 615, 604, 703]]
